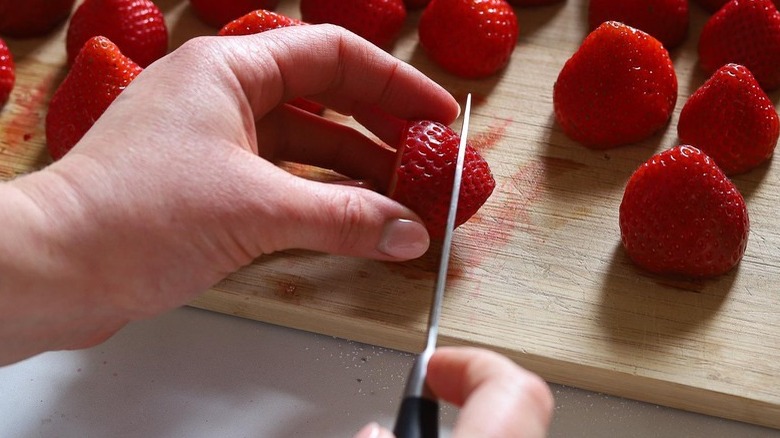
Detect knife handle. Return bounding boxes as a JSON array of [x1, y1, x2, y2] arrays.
[[393, 396, 439, 438]]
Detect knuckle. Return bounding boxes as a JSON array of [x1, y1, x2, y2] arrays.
[[330, 190, 368, 251]]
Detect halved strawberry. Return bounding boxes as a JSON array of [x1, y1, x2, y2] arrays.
[[620, 145, 750, 278], [46, 36, 143, 160], [678, 63, 779, 175], [698, 0, 780, 91], [553, 21, 678, 148], [388, 120, 495, 239]]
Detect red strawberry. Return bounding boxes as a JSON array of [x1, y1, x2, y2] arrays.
[[218, 9, 305, 36], [0, 0, 75, 38], [419, 0, 518, 79], [588, 0, 689, 48], [46, 36, 142, 160], [0, 38, 14, 107], [66, 0, 168, 68], [404, 0, 431, 8], [388, 120, 496, 239], [620, 145, 749, 278], [553, 21, 677, 149], [678, 64, 779, 175], [189, 0, 279, 28], [218, 10, 323, 115], [506, 0, 564, 6], [694, 0, 780, 13], [698, 0, 780, 91], [300, 0, 407, 48]]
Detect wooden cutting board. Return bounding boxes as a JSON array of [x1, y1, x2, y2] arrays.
[[2, 0, 779, 429]]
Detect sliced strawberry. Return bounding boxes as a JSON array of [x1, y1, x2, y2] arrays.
[[588, 0, 689, 48], [66, 0, 168, 68], [189, 0, 279, 28], [388, 120, 496, 239], [678, 63, 779, 175], [46, 36, 143, 160], [553, 21, 678, 149], [0, 38, 14, 107], [620, 145, 749, 278], [300, 0, 407, 48], [698, 0, 780, 91], [418, 0, 518, 79]]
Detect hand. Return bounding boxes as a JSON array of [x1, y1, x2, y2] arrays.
[[354, 347, 554, 438], [0, 24, 458, 364]]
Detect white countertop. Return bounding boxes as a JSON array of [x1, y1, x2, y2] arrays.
[[1, 306, 777, 437]]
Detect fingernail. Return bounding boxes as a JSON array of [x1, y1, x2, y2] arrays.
[[379, 219, 429, 259], [354, 423, 381, 438]]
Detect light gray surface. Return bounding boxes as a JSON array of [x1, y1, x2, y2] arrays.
[[0, 307, 777, 438]]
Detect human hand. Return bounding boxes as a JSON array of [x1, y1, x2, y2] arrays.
[[0, 24, 458, 363], [354, 347, 554, 438]]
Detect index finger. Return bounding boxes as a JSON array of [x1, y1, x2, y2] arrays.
[[427, 347, 554, 438], [219, 24, 460, 125]]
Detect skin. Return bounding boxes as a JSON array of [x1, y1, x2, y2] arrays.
[[0, 25, 552, 436]]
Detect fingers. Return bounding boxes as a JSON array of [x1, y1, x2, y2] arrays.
[[262, 169, 429, 260], [256, 105, 397, 192], [427, 347, 554, 438], [220, 24, 459, 124]]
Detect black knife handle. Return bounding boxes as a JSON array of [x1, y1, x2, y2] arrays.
[[393, 396, 439, 438]]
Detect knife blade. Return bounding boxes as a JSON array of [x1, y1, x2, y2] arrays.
[[393, 93, 473, 438]]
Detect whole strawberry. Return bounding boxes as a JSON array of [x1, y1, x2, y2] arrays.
[[46, 36, 143, 160], [218, 10, 323, 115], [300, 0, 406, 48], [218, 9, 305, 36], [189, 0, 279, 28], [67, 0, 168, 68], [388, 120, 495, 239], [678, 64, 779, 175], [698, 0, 780, 91], [419, 0, 518, 79], [404, 0, 431, 8], [588, 0, 689, 48], [694, 0, 780, 13], [0, 0, 75, 38], [553, 21, 677, 149], [506, 0, 564, 5], [620, 145, 749, 278], [0, 38, 14, 107]]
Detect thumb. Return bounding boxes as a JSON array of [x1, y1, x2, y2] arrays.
[[274, 176, 430, 261], [353, 423, 395, 438]]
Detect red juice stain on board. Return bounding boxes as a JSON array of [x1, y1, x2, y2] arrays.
[[469, 119, 511, 154], [2, 71, 57, 150]]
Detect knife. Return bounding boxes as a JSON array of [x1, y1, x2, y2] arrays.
[[393, 93, 473, 438]]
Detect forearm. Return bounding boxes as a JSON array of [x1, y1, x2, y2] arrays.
[[0, 175, 124, 365]]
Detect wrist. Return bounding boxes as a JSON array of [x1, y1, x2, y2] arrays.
[[0, 170, 126, 365]]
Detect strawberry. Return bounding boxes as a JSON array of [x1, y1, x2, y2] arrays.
[[698, 0, 780, 91], [677, 64, 779, 175], [46, 36, 142, 160], [300, 0, 407, 48], [553, 21, 677, 149], [66, 0, 168, 68], [0, 38, 13, 107], [0, 0, 75, 38], [588, 0, 689, 48], [218, 10, 323, 115], [506, 0, 564, 6], [620, 145, 749, 278], [189, 0, 279, 28], [694, 0, 780, 13], [388, 120, 496, 239], [404, 0, 431, 8], [418, 0, 518, 79]]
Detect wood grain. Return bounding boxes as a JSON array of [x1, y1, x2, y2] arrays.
[[2, 0, 779, 429]]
